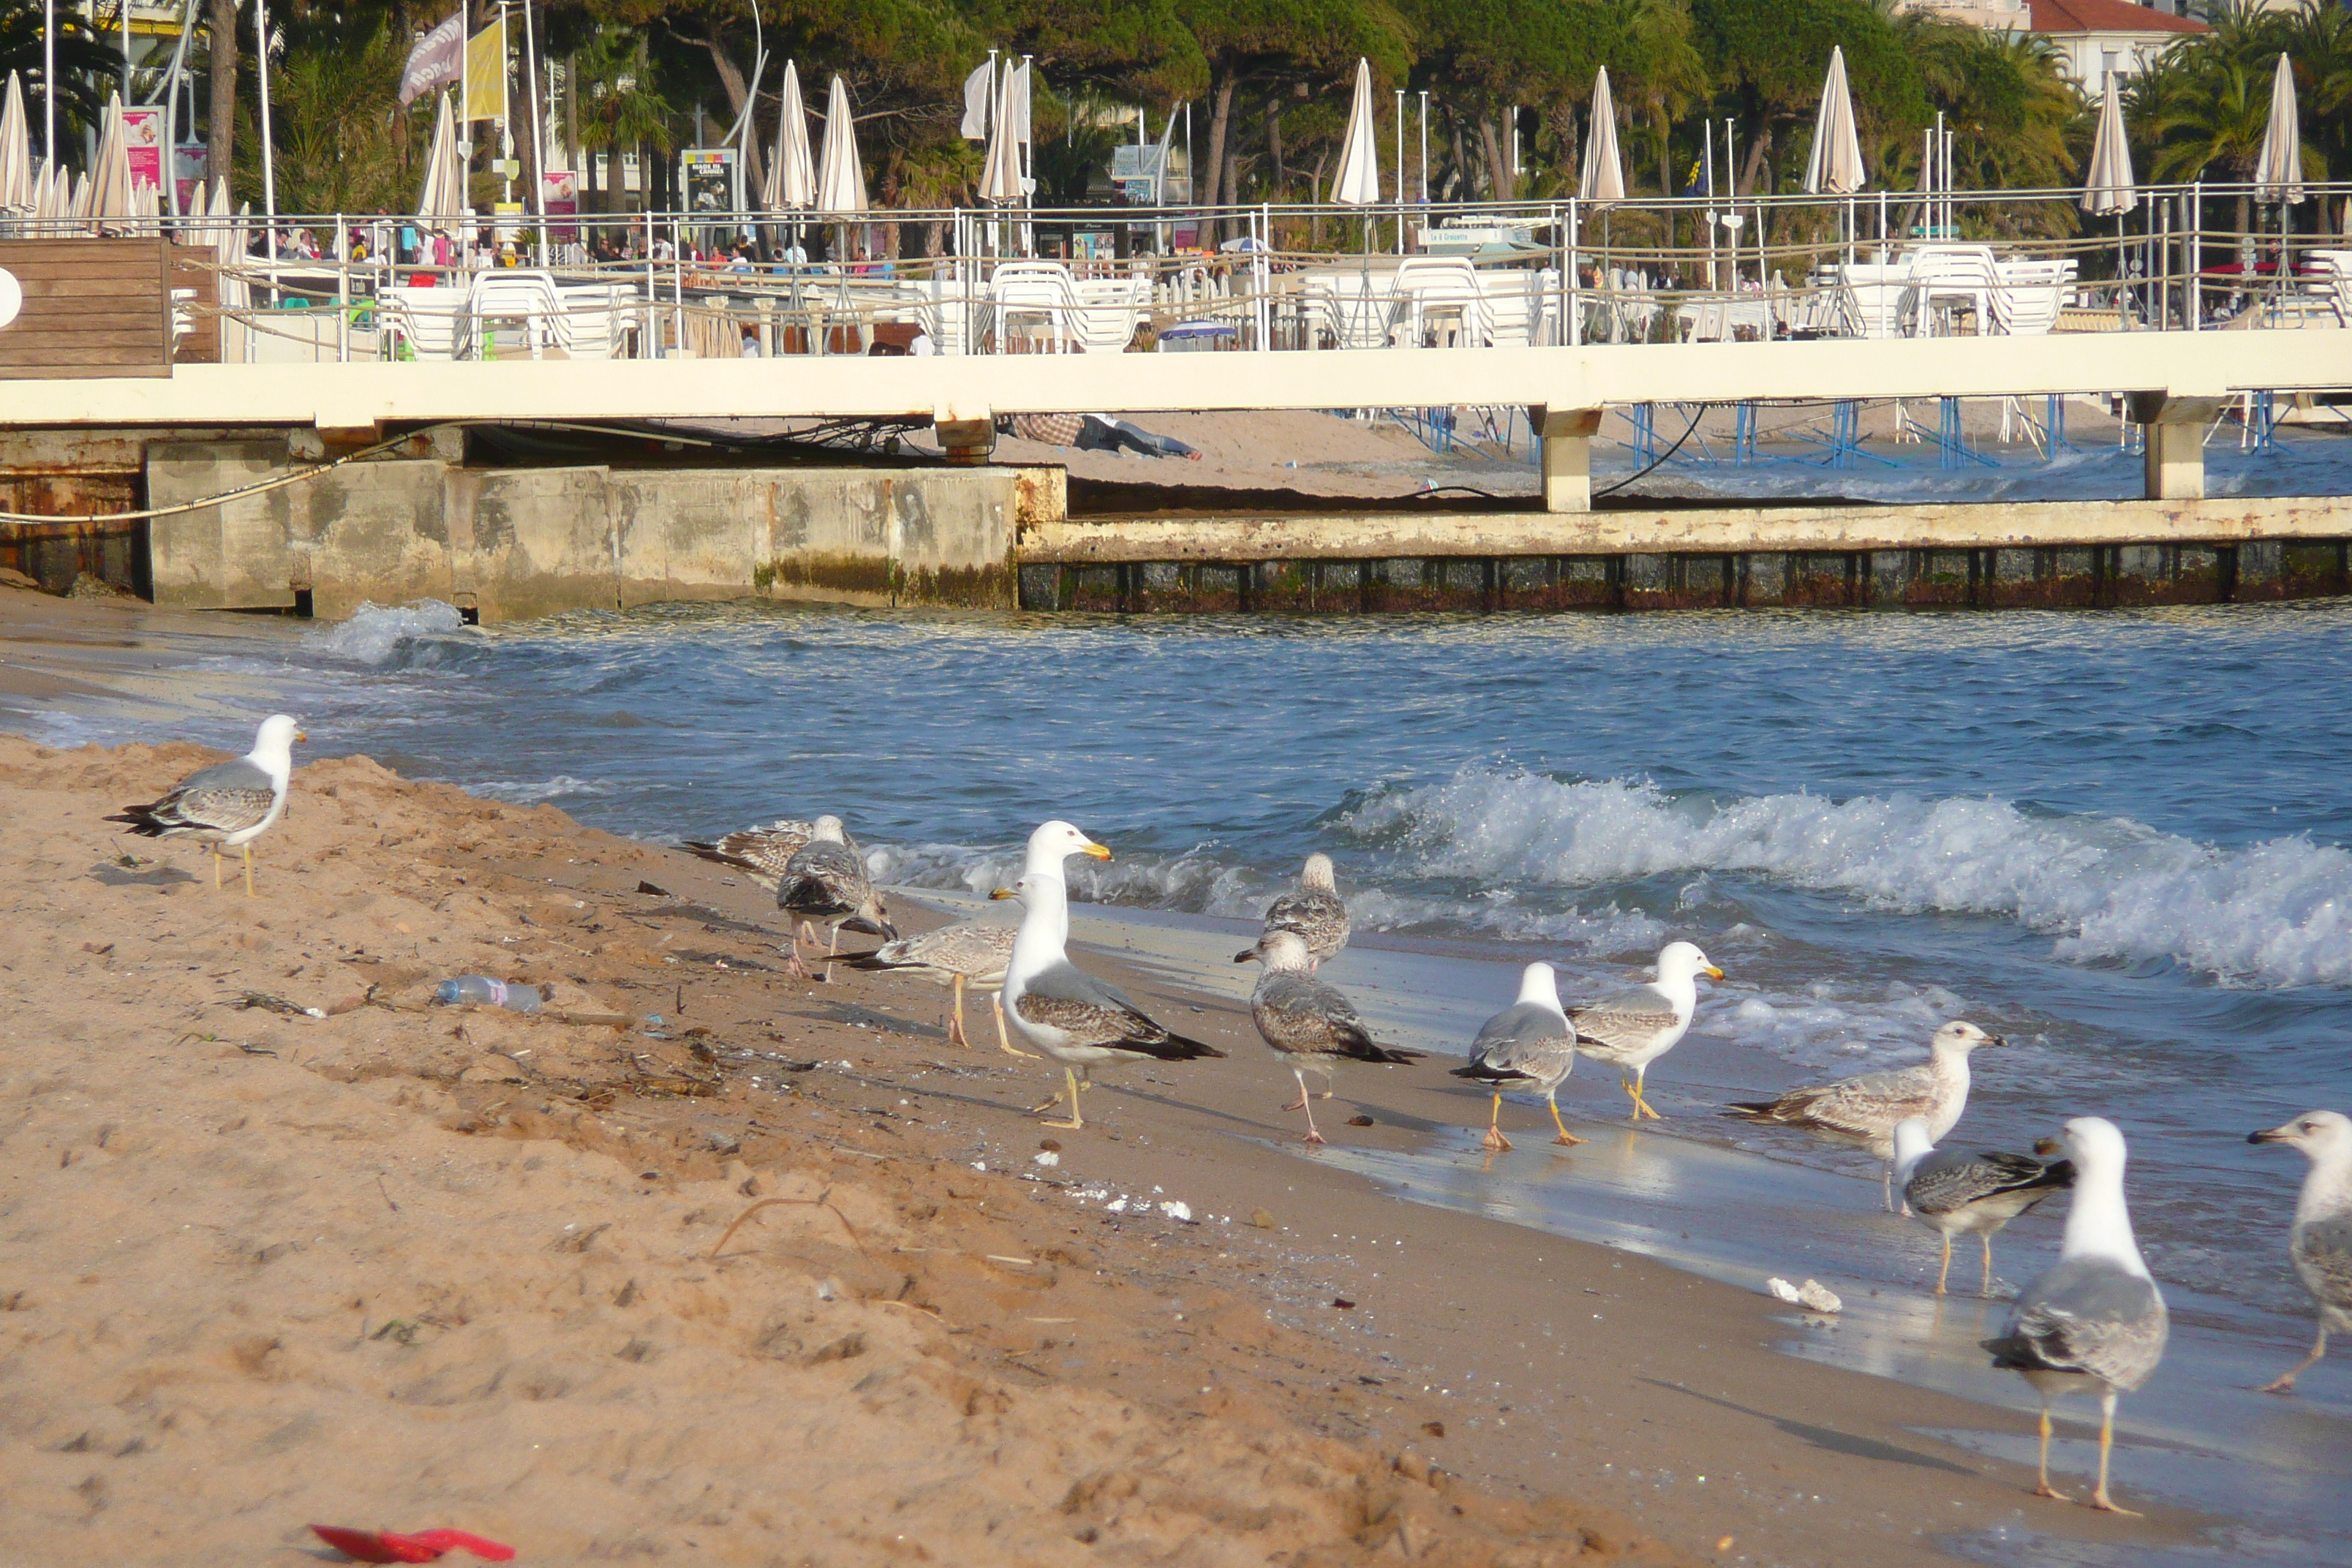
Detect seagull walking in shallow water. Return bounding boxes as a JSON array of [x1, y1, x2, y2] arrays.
[[2247, 1109, 2352, 1395], [1727, 1021, 2005, 1210], [1982, 1116, 2168, 1515], [1452, 962, 1580, 1151], [1565, 941, 1720, 1122], [995, 870, 1224, 1131], [1237, 853, 1350, 969], [1893, 1117, 2073, 1296], [1240, 930, 1421, 1145], [107, 714, 305, 897]]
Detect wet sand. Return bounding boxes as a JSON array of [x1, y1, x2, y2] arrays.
[[0, 679, 2224, 1565]]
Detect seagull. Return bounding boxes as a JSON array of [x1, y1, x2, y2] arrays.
[[2247, 1109, 2352, 1395], [1235, 853, 1350, 968], [1982, 1116, 2168, 1515], [681, 818, 826, 889], [993, 868, 1223, 1132], [1564, 941, 1721, 1122], [1451, 962, 1580, 1152], [844, 921, 1021, 1054], [1239, 930, 1422, 1145], [1726, 1022, 2005, 1210], [1893, 1117, 2074, 1296], [106, 714, 305, 897], [774, 815, 894, 979]]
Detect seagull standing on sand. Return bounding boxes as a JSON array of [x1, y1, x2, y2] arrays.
[[994, 867, 1224, 1133], [1452, 962, 1581, 1152], [845, 921, 1021, 1054], [774, 815, 895, 979], [682, 818, 825, 889], [2247, 1109, 2352, 1395], [1893, 1117, 2074, 1297], [1565, 941, 1721, 1123], [1725, 1022, 2005, 1210], [1239, 930, 1422, 1145], [107, 714, 305, 897], [1237, 853, 1350, 968], [1982, 1117, 2168, 1515]]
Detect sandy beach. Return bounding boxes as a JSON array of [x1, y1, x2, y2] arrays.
[[0, 589, 2241, 1567]]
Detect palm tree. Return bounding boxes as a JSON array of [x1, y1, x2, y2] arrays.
[[575, 26, 674, 214]]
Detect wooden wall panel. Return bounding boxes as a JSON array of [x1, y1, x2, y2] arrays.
[[0, 239, 172, 379]]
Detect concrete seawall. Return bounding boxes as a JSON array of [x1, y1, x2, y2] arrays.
[[143, 438, 1059, 621]]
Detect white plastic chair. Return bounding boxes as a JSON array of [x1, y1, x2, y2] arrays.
[[1392, 257, 1487, 347], [2305, 249, 2352, 328], [1991, 259, 2076, 336], [989, 261, 1079, 353], [469, 270, 566, 358], [384, 284, 469, 360], [1071, 276, 1149, 353], [1901, 246, 1999, 336]]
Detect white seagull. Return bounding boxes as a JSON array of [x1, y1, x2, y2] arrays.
[[1982, 1116, 2168, 1515], [994, 867, 1224, 1131], [2248, 1109, 2352, 1395], [1451, 962, 1581, 1151], [1239, 930, 1421, 1145], [1566, 941, 1721, 1121], [108, 714, 305, 896], [1236, 853, 1351, 969]]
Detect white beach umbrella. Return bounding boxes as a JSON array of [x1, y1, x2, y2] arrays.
[[1579, 68, 1625, 206], [88, 94, 137, 221], [2253, 51, 2304, 204], [1328, 58, 1380, 206], [417, 90, 468, 221], [765, 59, 815, 210], [69, 169, 91, 220], [1008, 58, 1035, 196], [813, 74, 867, 214], [2081, 72, 2136, 216], [978, 66, 1023, 204], [0, 73, 31, 211], [1803, 45, 1866, 195]]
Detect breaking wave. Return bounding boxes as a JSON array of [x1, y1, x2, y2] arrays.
[[1332, 768, 2352, 988]]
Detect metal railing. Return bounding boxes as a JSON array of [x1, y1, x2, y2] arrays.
[[41, 181, 2345, 366]]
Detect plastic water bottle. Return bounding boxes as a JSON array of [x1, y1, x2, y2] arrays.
[[434, 976, 546, 1012]]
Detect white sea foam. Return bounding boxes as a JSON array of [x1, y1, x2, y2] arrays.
[[303, 599, 475, 666], [867, 840, 1665, 954], [474, 775, 613, 806], [1337, 768, 2352, 988]]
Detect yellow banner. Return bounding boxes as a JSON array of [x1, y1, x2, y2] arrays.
[[462, 18, 507, 127]]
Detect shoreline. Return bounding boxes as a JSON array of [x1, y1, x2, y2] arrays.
[[0, 725, 2206, 1568]]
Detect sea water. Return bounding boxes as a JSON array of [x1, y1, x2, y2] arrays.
[[31, 595, 2352, 1557]]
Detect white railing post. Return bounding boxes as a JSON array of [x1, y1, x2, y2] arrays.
[[1567, 197, 1580, 348]]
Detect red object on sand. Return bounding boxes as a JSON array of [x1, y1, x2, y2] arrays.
[[309, 1526, 516, 1563]]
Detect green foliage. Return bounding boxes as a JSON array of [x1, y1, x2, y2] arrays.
[[0, 0, 120, 147]]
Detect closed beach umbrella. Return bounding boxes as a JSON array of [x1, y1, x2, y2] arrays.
[[2081, 72, 2135, 216], [813, 75, 867, 215], [1328, 58, 1380, 206], [417, 91, 468, 220], [1803, 46, 1865, 195], [978, 66, 1022, 205], [766, 59, 814, 210], [2253, 51, 2304, 204], [0, 72, 31, 211], [88, 94, 136, 221], [1579, 68, 1624, 206]]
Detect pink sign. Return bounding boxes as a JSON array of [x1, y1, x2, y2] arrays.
[[173, 143, 206, 212], [541, 169, 578, 242], [121, 107, 164, 193]]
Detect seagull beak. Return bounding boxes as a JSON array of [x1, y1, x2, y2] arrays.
[[1703, 965, 1724, 980], [1081, 840, 1113, 862], [2248, 1126, 2292, 1145], [2033, 1135, 2063, 1157], [1234, 947, 1259, 964], [1985, 1033, 2009, 1048], [294, 730, 309, 743], [989, 886, 1017, 901]]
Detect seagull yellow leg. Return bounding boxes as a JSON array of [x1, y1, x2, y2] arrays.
[[1980, 1235, 1996, 1299], [948, 973, 968, 1048], [211, 846, 222, 889], [2260, 1325, 2329, 1395], [1039, 1066, 1085, 1131], [1548, 1091, 1584, 1146], [1936, 1237, 1953, 1296], [1482, 1092, 1512, 1153], [2031, 1405, 2070, 1501], [1629, 1068, 1663, 1120], [993, 995, 1038, 1058], [2089, 1395, 2138, 1515], [243, 843, 256, 898]]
